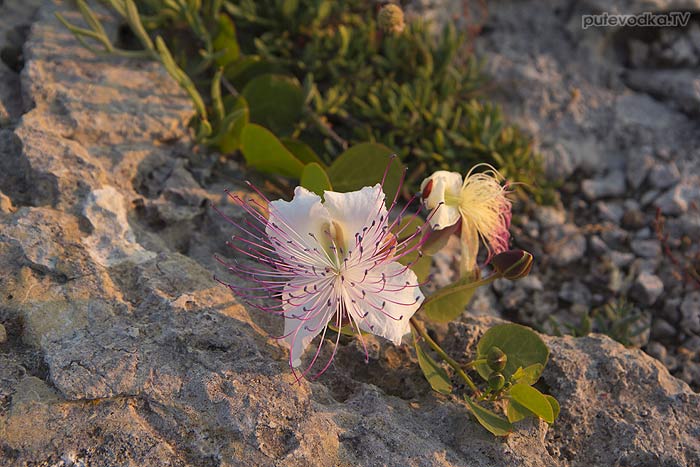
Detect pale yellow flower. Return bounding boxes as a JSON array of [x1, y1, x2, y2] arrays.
[[420, 165, 512, 277]]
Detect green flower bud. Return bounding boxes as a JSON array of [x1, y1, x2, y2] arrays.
[[488, 372, 505, 391], [378, 4, 405, 34], [492, 249, 534, 280], [487, 346, 507, 372]]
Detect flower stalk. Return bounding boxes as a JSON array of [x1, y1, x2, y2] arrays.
[[410, 317, 480, 395]]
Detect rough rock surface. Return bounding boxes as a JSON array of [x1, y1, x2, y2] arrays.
[[0, 1, 699, 466], [414, 0, 700, 393]]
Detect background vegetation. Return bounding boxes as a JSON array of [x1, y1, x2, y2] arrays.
[[60, 0, 553, 201]]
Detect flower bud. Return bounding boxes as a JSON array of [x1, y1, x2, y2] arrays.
[[492, 249, 533, 280], [486, 346, 507, 372], [488, 372, 505, 391], [378, 4, 405, 34]]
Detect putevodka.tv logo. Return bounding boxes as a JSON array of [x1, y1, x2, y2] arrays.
[[582, 11, 692, 29]]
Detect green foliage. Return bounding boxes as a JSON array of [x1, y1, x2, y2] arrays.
[[420, 276, 479, 322], [326, 143, 402, 203], [58, 0, 551, 201], [465, 397, 512, 436], [544, 298, 649, 347], [474, 324, 558, 432], [509, 383, 554, 423], [592, 298, 649, 347], [412, 318, 558, 436], [393, 216, 431, 283], [240, 124, 304, 177], [300, 162, 332, 195], [281, 138, 324, 166], [413, 332, 452, 395], [475, 323, 549, 381], [226, 0, 549, 197], [242, 73, 304, 135]]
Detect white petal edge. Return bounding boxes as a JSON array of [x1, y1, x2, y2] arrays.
[[266, 186, 330, 266], [281, 279, 335, 367], [352, 261, 424, 345], [421, 171, 462, 230]]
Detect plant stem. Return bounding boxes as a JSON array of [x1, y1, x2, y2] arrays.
[[307, 110, 348, 151], [410, 317, 480, 396], [464, 358, 486, 368]]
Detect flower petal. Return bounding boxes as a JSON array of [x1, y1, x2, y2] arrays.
[[323, 184, 388, 251], [351, 262, 424, 345], [266, 187, 330, 267], [421, 171, 462, 230], [282, 279, 335, 367], [459, 219, 480, 278]]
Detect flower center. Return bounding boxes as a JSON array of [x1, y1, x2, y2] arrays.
[[321, 220, 348, 273]]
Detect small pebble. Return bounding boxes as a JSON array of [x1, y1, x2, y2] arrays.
[[631, 239, 661, 258], [680, 292, 700, 334], [651, 318, 676, 340], [631, 272, 664, 306], [649, 162, 681, 190]]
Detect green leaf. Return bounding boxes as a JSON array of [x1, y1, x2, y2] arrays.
[[281, 138, 325, 167], [213, 14, 240, 67], [420, 276, 478, 322], [392, 215, 431, 281], [300, 163, 332, 196], [476, 324, 549, 381], [327, 143, 404, 207], [506, 399, 532, 423], [465, 397, 512, 436], [216, 96, 248, 153], [242, 74, 304, 136], [509, 383, 554, 424], [240, 124, 304, 178], [545, 395, 560, 421], [392, 215, 425, 241], [281, 0, 299, 17], [327, 323, 368, 337], [225, 56, 283, 89], [398, 249, 431, 283], [512, 363, 544, 385], [413, 335, 452, 395]]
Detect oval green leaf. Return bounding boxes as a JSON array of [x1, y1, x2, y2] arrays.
[[393, 215, 425, 241], [281, 138, 325, 167], [217, 96, 249, 153], [242, 74, 304, 136], [509, 383, 554, 424], [512, 363, 544, 385], [225, 56, 283, 89], [300, 163, 332, 196], [476, 323, 549, 381], [212, 14, 240, 67], [420, 276, 478, 322], [465, 397, 513, 437], [240, 124, 304, 178], [413, 337, 452, 395], [546, 395, 560, 422], [327, 323, 368, 337], [506, 399, 532, 423], [398, 249, 431, 283], [327, 143, 403, 206]]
